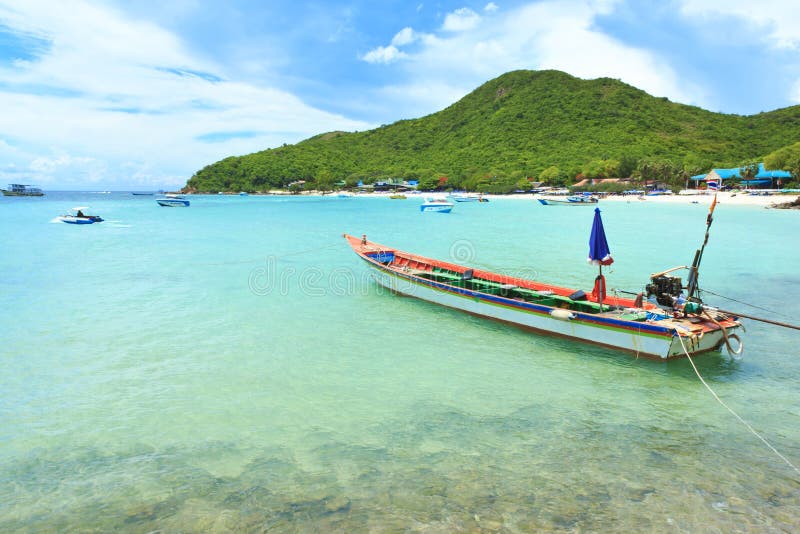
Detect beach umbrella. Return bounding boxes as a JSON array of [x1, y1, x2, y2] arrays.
[[588, 207, 613, 266], [588, 207, 613, 309]]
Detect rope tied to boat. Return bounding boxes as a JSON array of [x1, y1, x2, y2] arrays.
[[675, 335, 800, 479], [701, 309, 743, 357]]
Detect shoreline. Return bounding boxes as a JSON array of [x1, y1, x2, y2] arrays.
[[198, 190, 799, 207]]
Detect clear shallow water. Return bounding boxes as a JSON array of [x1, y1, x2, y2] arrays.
[[1, 192, 799, 531]]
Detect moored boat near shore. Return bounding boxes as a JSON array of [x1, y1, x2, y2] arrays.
[[420, 196, 454, 213], [2, 184, 44, 196], [344, 203, 742, 360], [156, 194, 190, 207], [449, 192, 486, 202], [538, 195, 598, 205]]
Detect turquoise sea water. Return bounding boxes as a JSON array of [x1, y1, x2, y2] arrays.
[[1, 192, 799, 531]]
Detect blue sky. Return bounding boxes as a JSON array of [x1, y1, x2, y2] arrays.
[[1, 0, 799, 190]]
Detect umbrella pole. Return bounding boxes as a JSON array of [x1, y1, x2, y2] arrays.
[[598, 265, 603, 311]]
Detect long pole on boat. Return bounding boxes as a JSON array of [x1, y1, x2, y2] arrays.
[[715, 309, 800, 331], [687, 194, 717, 302]]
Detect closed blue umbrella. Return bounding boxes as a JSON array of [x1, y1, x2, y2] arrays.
[[588, 207, 613, 265], [588, 207, 613, 309]]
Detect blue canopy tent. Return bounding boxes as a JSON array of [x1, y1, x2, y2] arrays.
[[691, 163, 792, 189], [588, 207, 614, 310]]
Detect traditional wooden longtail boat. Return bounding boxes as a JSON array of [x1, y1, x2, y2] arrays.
[[344, 234, 740, 359], [538, 195, 598, 206], [344, 204, 742, 359]]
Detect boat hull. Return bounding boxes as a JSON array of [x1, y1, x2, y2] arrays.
[[58, 216, 103, 224], [420, 204, 453, 213], [2, 190, 44, 196], [538, 198, 597, 206], [156, 198, 190, 207], [344, 235, 739, 360], [368, 266, 722, 359]]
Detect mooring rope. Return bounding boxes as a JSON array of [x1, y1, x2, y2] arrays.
[[702, 310, 743, 356], [676, 334, 800, 478], [699, 287, 787, 318]]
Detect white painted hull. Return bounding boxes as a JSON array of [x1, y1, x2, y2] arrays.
[[420, 204, 453, 213], [157, 198, 190, 207], [366, 265, 728, 359]]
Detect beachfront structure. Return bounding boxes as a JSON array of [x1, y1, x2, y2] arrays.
[[690, 163, 792, 189], [357, 178, 418, 191]]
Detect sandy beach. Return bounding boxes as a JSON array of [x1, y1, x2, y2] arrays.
[[338, 190, 798, 207]]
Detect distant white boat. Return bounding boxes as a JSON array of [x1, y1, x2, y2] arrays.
[[448, 192, 488, 202], [156, 194, 190, 207], [538, 195, 598, 206], [420, 196, 454, 213], [2, 183, 44, 196]]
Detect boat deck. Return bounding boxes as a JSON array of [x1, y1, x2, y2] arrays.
[[354, 238, 735, 337], [405, 266, 633, 316]]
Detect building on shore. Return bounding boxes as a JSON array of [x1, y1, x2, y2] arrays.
[[690, 163, 792, 190]]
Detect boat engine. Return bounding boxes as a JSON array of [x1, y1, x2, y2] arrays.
[[646, 275, 683, 307]]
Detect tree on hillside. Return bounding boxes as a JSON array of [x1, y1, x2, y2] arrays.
[[539, 165, 562, 185], [617, 155, 638, 178], [582, 159, 620, 179], [417, 175, 440, 191], [764, 141, 800, 180], [315, 170, 336, 193]]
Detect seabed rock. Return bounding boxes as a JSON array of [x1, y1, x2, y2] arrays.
[[770, 195, 800, 209]]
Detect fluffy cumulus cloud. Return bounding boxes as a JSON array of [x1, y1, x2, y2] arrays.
[[0, 1, 368, 188], [484, 2, 499, 12], [677, 0, 800, 108], [442, 7, 481, 32], [678, 0, 800, 49], [361, 45, 407, 64], [364, 0, 698, 118], [792, 79, 800, 104], [391, 27, 417, 47]]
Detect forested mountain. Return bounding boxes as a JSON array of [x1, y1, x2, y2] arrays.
[[185, 70, 800, 193]]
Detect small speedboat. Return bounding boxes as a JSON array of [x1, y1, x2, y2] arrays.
[[538, 195, 598, 206], [57, 207, 103, 224], [420, 197, 454, 213], [156, 194, 190, 207], [449, 192, 482, 202]]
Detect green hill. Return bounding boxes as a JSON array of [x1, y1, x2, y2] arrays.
[[185, 70, 800, 193]]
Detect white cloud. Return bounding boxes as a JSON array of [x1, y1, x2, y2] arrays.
[[0, 139, 18, 153], [361, 45, 407, 64], [484, 2, 499, 12], [791, 79, 800, 104], [391, 27, 417, 46], [442, 7, 481, 32], [678, 0, 800, 49], [0, 1, 369, 188], [363, 0, 701, 118]]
